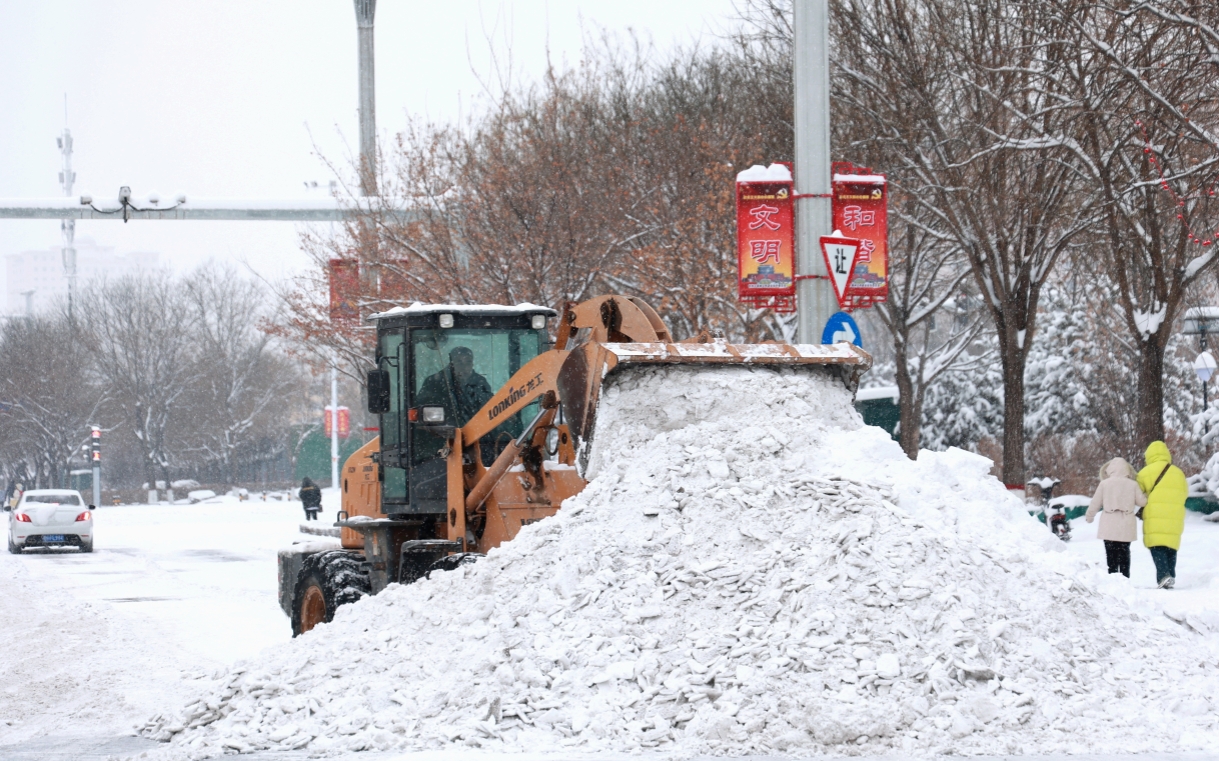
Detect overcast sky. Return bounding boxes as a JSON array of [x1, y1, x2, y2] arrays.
[[0, 1, 740, 306]]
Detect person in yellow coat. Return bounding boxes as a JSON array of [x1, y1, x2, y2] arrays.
[[1137, 440, 1188, 588]]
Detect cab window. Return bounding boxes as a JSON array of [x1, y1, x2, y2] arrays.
[[410, 328, 544, 464]]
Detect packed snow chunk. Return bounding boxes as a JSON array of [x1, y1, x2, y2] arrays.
[[140, 365, 1219, 758]]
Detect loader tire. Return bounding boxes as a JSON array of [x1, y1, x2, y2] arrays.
[[291, 550, 371, 637]]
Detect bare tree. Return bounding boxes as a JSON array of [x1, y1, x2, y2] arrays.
[[181, 264, 298, 486], [830, 0, 1095, 484], [0, 313, 105, 489], [873, 193, 984, 459], [78, 273, 192, 502], [1052, 1, 1219, 444]]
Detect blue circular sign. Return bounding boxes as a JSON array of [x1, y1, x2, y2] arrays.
[[822, 312, 862, 347]]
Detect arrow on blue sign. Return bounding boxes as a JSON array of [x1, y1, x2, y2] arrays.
[[821, 312, 862, 347]]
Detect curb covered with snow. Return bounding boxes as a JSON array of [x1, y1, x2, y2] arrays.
[[139, 366, 1219, 758]]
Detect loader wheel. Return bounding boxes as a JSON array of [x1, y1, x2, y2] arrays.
[[425, 552, 484, 578], [291, 550, 371, 637]]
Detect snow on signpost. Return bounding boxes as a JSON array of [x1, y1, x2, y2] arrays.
[[735, 164, 796, 313]]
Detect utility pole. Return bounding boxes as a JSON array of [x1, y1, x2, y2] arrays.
[[90, 426, 101, 507], [331, 362, 340, 492], [793, 0, 837, 344], [58, 111, 78, 318], [354, 0, 377, 196]]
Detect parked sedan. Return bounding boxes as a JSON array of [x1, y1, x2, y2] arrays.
[[6, 489, 94, 553]]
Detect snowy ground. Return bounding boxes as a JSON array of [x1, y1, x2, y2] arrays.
[[1, 483, 1218, 760], [0, 490, 333, 759]]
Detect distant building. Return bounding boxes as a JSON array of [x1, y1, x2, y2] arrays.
[[6, 238, 159, 314]]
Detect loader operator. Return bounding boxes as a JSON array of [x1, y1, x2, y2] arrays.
[[417, 346, 498, 463]]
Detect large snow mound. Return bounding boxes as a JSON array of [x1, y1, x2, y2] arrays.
[[140, 366, 1219, 758]]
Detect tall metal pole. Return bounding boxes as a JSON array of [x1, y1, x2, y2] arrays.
[[1203, 325, 1210, 429], [90, 426, 101, 507], [354, 0, 377, 196], [794, 0, 837, 344], [58, 120, 77, 318], [331, 362, 340, 491]]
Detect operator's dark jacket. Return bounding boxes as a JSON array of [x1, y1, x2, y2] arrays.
[[417, 367, 494, 427], [299, 479, 322, 510]]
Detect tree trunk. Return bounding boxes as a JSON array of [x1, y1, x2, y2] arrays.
[[894, 338, 920, 460], [1000, 339, 1028, 487], [1136, 336, 1167, 452]]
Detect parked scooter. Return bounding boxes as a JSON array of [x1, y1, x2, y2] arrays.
[[1029, 476, 1070, 541]]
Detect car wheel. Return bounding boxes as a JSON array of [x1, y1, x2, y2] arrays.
[[290, 550, 370, 637], [7, 535, 20, 554], [79, 541, 93, 553]]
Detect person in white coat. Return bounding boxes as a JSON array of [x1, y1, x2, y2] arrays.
[[1085, 457, 1146, 578]]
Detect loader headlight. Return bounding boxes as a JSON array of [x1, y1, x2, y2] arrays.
[[421, 406, 446, 423], [531, 314, 547, 330], [545, 427, 559, 456], [438, 314, 454, 329]]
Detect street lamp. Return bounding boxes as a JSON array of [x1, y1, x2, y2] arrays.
[[1183, 306, 1219, 351], [1184, 307, 1219, 436], [1195, 350, 1216, 411]]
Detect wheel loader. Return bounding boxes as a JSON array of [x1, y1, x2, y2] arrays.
[[278, 295, 871, 635]]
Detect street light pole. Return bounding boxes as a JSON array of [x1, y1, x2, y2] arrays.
[[354, 0, 377, 196], [331, 362, 340, 492], [90, 426, 101, 507], [58, 125, 77, 319], [793, 0, 837, 344]]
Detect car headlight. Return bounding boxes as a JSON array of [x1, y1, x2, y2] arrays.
[[421, 406, 446, 423]]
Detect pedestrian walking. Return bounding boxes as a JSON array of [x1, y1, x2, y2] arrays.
[[1084, 457, 1145, 577], [299, 477, 322, 521], [1137, 441, 1187, 589]]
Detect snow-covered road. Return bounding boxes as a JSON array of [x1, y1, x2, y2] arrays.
[[0, 491, 332, 758], [1, 489, 1217, 760], [1059, 507, 1219, 618]]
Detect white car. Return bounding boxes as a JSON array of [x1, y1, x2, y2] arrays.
[[7, 489, 94, 553]]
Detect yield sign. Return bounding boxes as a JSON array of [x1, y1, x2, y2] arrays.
[[819, 234, 863, 305]]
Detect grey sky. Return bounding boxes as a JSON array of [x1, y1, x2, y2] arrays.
[[0, 1, 740, 303]]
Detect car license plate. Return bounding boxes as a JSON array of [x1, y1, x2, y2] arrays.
[[43, 535, 65, 543]]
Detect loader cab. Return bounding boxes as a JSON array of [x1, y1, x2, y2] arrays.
[[367, 304, 555, 518]]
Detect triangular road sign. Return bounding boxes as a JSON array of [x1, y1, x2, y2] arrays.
[[820, 234, 863, 305]]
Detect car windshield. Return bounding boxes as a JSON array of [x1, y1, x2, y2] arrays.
[[22, 494, 81, 505]]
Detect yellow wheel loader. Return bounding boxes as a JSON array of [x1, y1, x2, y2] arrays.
[[278, 295, 870, 635]]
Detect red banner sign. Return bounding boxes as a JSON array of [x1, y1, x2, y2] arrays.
[[831, 163, 888, 309], [328, 259, 360, 324], [736, 164, 796, 313], [324, 406, 351, 439]]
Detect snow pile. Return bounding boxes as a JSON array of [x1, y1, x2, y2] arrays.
[[140, 366, 1219, 758]]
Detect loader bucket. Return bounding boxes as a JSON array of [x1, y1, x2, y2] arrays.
[[557, 339, 871, 443]]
